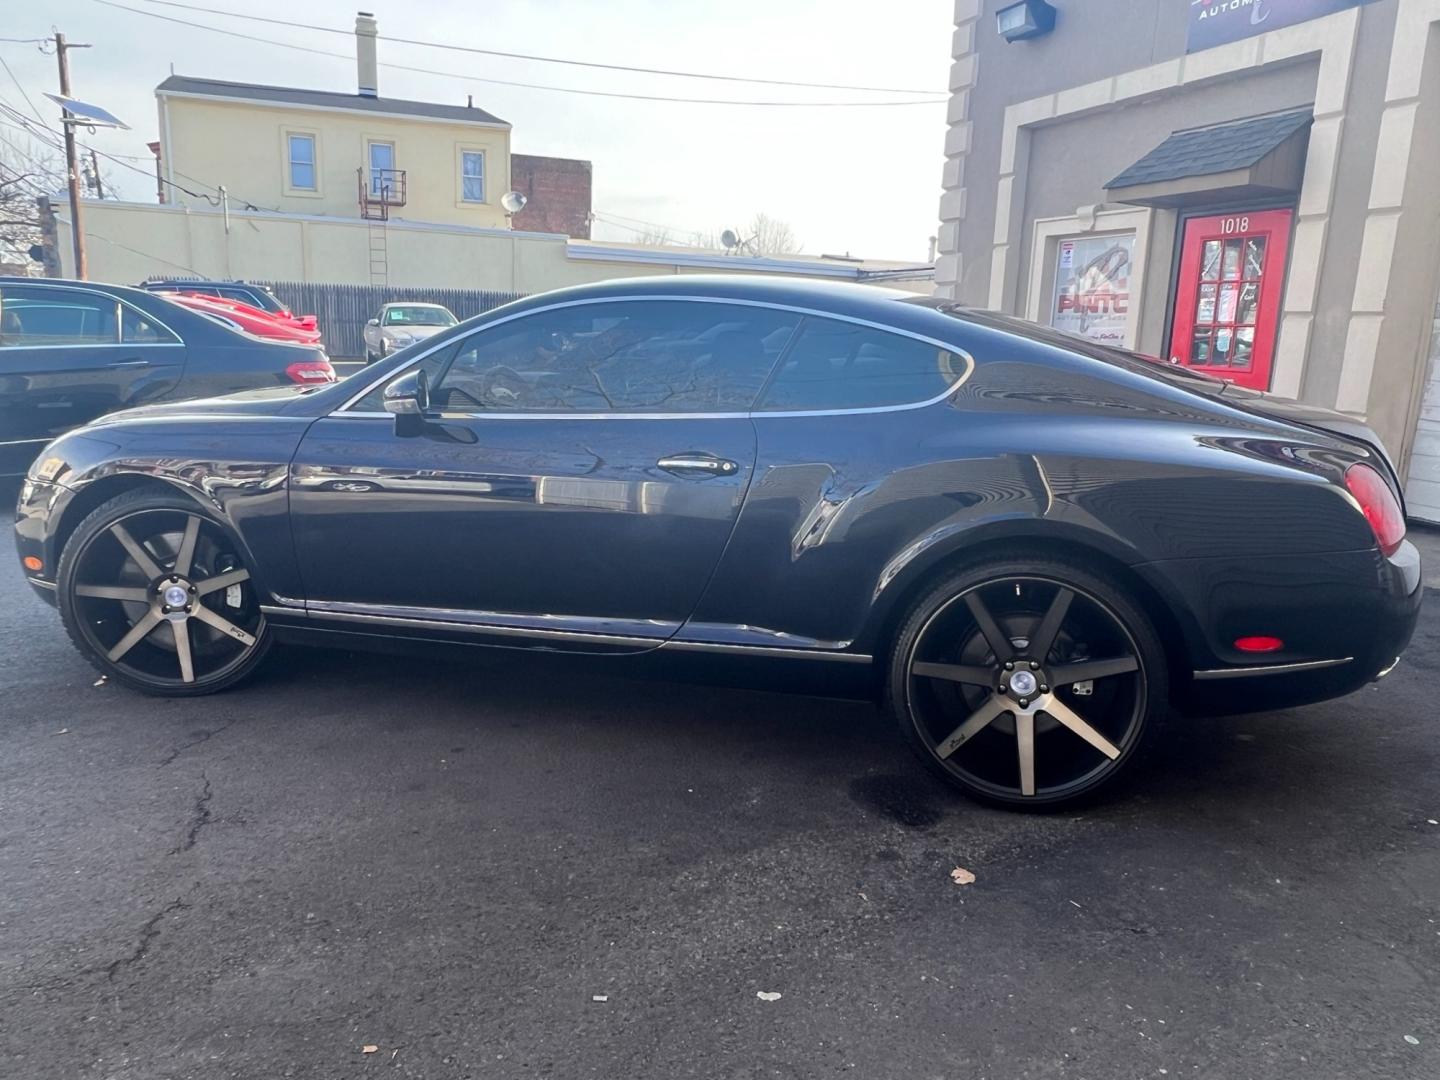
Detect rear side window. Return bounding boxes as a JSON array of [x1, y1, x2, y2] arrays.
[[755, 317, 966, 411], [0, 286, 119, 347], [430, 300, 800, 413], [121, 306, 179, 344]]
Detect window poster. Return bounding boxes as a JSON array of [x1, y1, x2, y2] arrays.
[[1050, 233, 1135, 346]]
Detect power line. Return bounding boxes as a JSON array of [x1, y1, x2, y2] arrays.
[[132, 0, 947, 96], [92, 0, 949, 108], [0, 37, 51, 45], [0, 50, 44, 122]]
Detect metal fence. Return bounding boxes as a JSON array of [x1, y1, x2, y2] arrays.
[[259, 282, 525, 359]]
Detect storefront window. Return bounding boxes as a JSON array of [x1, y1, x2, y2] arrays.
[[1048, 232, 1136, 347]]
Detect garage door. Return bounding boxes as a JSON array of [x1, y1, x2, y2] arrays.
[[1405, 311, 1440, 523]]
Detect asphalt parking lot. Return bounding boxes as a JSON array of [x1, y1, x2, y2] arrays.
[[2, 491, 1438, 1080]]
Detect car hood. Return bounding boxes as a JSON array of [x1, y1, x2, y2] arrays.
[[89, 385, 318, 426], [384, 325, 449, 340]]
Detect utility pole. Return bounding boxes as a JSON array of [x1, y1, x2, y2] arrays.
[[54, 32, 92, 280], [89, 149, 105, 199]]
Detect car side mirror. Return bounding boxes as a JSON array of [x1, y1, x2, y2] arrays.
[[367, 318, 380, 327], [383, 369, 430, 437]]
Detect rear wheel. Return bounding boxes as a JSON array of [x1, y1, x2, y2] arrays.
[[56, 489, 272, 696], [887, 557, 1168, 810]]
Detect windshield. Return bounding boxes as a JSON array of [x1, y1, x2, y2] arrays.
[[384, 305, 456, 327]]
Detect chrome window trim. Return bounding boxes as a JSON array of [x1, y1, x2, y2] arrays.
[[333, 294, 975, 419], [1192, 656, 1353, 681], [0, 281, 185, 348]]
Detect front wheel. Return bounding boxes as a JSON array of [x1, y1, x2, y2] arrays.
[[55, 489, 272, 696], [887, 557, 1169, 810]]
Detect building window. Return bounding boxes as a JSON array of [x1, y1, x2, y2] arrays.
[[1048, 232, 1135, 347], [460, 151, 485, 203], [287, 133, 316, 191], [368, 141, 396, 197]]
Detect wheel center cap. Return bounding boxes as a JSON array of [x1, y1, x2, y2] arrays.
[[162, 585, 189, 608], [1009, 670, 1038, 697]]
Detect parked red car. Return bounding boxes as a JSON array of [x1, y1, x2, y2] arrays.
[[161, 293, 324, 346]]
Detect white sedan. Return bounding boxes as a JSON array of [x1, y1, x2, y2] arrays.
[[362, 303, 458, 364]]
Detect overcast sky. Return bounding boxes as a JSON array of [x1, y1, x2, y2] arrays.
[[3, 0, 953, 262]]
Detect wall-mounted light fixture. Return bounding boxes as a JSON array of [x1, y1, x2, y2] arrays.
[[997, 0, 1056, 43]]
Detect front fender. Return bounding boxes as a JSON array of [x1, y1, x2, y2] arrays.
[[16, 417, 312, 604]]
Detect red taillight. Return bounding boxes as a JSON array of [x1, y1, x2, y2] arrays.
[[1344, 463, 1405, 556], [286, 359, 336, 384], [1235, 636, 1284, 653]]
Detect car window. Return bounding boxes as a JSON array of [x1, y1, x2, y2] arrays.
[[345, 342, 459, 412], [755, 316, 966, 411], [430, 301, 799, 413], [384, 306, 455, 327], [121, 306, 179, 344], [0, 286, 120, 347]]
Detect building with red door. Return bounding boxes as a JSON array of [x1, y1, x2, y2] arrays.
[[936, 0, 1440, 521]]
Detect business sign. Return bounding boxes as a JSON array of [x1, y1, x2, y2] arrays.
[[1188, 0, 1373, 53], [1050, 233, 1134, 347]]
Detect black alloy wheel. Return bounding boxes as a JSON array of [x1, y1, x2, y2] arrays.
[[889, 557, 1168, 809], [56, 490, 272, 696]]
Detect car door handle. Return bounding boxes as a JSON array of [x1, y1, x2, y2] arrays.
[[107, 359, 151, 368], [657, 453, 739, 477]]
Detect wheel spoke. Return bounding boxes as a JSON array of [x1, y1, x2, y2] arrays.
[[964, 591, 1014, 662], [1042, 696, 1122, 760], [173, 515, 201, 577], [194, 568, 250, 597], [1016, 711, 1036, 796], [912, 661, 995, 686], [934, 694, 1009, 758], [193, 603, 257, 647], [110, 522, 164, 580], [1030, 587, 1073, 664], [1050, 656, 1138, 685], [74, 584, 150, 602], [106, 610, 162, 662], [172, 620, 195, 683]]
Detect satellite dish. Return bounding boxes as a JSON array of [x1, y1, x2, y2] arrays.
[[44, 92, 129, 130], [720, 228, 739, 250], [500, 191, 528, 214]]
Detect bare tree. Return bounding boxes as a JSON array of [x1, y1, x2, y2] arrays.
[[747, 212, 799, 256], [632, 225, 675, 247], [0, 136, 63, 275]]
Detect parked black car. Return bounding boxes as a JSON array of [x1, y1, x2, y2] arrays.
[[0, 278, 334, 476], [14, 277, 1421, 808], [137, 278, 292, 317]]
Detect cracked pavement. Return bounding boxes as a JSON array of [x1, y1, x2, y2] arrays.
[[2, 494, 1439, 1078]]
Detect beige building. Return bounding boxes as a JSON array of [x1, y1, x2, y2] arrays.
[[154, 15, 511, 229], [936, 0, 1440, 521]]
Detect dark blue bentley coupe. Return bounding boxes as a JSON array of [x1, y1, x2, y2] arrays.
[[14, 276, 1421, 808]]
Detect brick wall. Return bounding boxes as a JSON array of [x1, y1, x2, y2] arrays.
[[509, 154, 592, 239]]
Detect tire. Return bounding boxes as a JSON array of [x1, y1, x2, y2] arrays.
[[886, 555, 1169, 811], [55, 488, 273, 697]]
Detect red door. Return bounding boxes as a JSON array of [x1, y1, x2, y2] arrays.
[[1168, 210, 1292, 391]]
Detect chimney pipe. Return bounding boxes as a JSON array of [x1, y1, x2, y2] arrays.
[[356, 12, 378, 98]]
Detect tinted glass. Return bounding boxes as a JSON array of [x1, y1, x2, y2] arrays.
[[755, 317, 966, 411], [0, 286, 119, 347], [430, 301, 799, 413], [346, 342, 458, 412], [121, 306, 178, 344]]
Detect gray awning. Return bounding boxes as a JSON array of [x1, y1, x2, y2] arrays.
[[1105, 109, 1312, 209]]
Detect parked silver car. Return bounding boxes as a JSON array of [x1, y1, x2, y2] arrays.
[[362, 302, 458, 364]]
